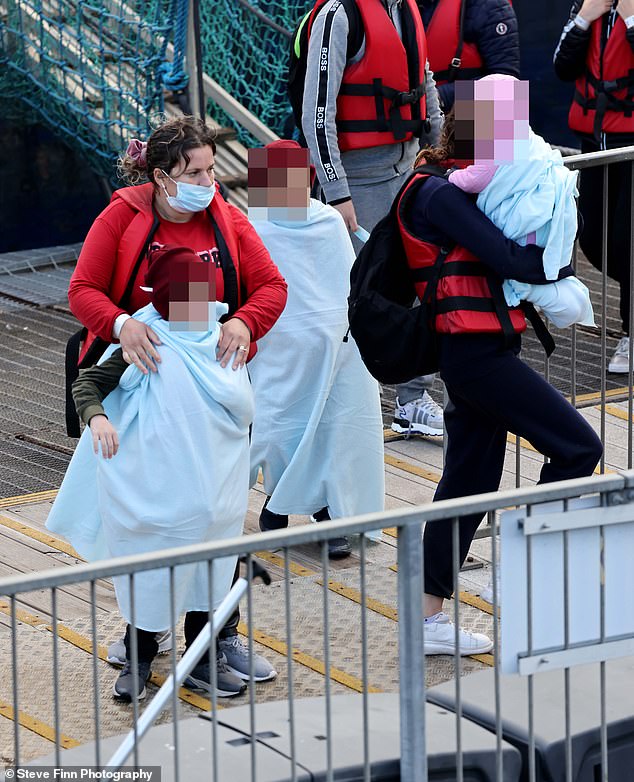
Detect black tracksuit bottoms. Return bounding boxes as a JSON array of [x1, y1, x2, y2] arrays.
[[424, 333, 603, 599]]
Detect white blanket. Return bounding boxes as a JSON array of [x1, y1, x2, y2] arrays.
[[248, 200, 384, 522], [47, 303, 253, 630]]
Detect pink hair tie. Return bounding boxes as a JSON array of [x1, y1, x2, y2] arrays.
[[126, 138, 147, 167]]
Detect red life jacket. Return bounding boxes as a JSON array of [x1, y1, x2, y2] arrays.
[[569, 14, 634, 138], [75, 183, 244, 363], [308, 0, 428, 151], [425, 0, 484, 85], [396, 171, 526, 336]]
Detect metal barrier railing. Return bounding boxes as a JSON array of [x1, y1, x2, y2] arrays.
[[551, 146, 634, 475], [461, 146, 634, 549], [2, 470, 634, 781]]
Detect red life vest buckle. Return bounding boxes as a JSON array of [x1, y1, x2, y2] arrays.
[[450, 57, 462, 69]]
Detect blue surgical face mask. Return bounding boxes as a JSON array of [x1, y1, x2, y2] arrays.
[[160, 170, 215, 213]]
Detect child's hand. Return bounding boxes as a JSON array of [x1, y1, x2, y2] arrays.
[[89, 414, 119, 459]]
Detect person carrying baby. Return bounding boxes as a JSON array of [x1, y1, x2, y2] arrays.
[[448, 74, 595, 330]]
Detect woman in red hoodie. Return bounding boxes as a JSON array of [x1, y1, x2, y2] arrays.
[[69, 116, 287, 375], [67, 115, 287, 699]]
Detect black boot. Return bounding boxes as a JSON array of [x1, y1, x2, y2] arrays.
[[259, 496, 289, 531], [312, 507, 351, 560]]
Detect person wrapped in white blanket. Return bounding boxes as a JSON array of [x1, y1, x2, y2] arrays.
[[47, 247, 263, 701], [448, 74, 595, 329], [247, 141, 385, 558]]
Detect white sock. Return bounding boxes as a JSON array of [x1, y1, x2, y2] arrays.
[[424, 611, 444, 624]]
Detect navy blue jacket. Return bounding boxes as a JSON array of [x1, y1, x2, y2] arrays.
[[417, 0, 520, 110], [411, 176, 572, 284]]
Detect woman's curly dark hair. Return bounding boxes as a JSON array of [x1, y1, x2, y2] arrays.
[[118, 116, 217, 185], [414, 108, 455, 167]]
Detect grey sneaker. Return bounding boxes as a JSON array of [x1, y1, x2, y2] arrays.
[[218, 635, 277, 682], [184, 651, 247, 698], [106, 630, 172, 667], [608, 336, 631, 373], [391, 391, 444, 436], [113, 660, 152, 702]]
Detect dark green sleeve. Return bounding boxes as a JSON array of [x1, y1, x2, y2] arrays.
[[72, 349, 128, 425]]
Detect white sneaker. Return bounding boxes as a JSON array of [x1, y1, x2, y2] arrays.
[[391, 391, 444, 436], [480, 574, 501, 607], [106, 630, 173, 667], [608, 336, 631, 373], [423, 612, 493, 655]]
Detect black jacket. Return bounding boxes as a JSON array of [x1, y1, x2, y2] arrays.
[[553, 1, 634, 144], [553, 0, 634, 82], [417, 0, 520, 110]]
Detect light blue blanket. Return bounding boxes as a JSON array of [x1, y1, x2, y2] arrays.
[[248, 201, 384, 529], [476, 131, 594, 327], [477, 130, 579, 282], [47, 303, 253, 630]]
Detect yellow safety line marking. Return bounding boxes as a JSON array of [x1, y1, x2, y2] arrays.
[[603, 403, 634, 422], [383, 527, 397, 539], [0, 490, 58, 510], [458, 591, 494, 616], [318, 579, 398, 622], [0, 514, 80, 558], [0, 605, 218, 714], [255, 550, 316, 578], [573, 386, 631, 404], [470, 653, 495, 665], [384, 454, 442, 483], [236, 622, 381, 694], [0, 698, 81, 749], [0, 599, 49, 627]]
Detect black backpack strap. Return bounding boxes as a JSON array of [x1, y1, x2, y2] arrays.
[[448, 0, 467, 83], [206, 209, 241, 318], [420, 245, 451, 332], [487, 274, 518, 349], [521, 301, 556, 357], [65, 212, 160, 437], [119, 212, 161, 312], [65, 327, 87, 438]]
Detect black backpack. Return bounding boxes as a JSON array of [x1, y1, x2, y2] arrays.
[[348, 166, 451, 385], [287, 0, 363, 141]]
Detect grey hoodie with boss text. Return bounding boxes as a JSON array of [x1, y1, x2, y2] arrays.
[[302, 0, 443, 204]]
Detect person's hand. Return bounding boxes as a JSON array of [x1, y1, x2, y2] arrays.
[[578, 0, 613, 22], [119, 318, 162, 374], [216, 317, 251, 370], [332, 199, 359, 233], [617, 0, 634, 20], [89, 414, 119, 459]]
